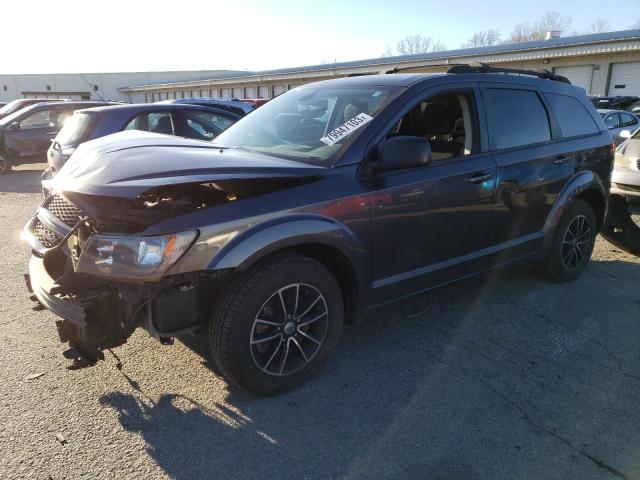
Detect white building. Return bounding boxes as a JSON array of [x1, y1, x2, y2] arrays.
[[0, 70, 245, 103]]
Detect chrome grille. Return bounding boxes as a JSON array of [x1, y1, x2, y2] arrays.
[[33, 219, 62, 248], [47, 194, 84, 227]]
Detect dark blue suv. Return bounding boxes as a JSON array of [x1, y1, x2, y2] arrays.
[[46, 103, 241, 175], [24, 65, 614, 395]]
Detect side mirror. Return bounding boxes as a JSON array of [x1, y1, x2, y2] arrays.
[[374, 136, 431, 172], [8, 122, 20, 131], [619, 130, 631, 140]]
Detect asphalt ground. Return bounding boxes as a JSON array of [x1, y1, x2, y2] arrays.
[[1, 165, 640, 480]]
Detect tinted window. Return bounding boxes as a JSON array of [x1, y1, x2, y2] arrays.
[[485, 89, 551, 149], [604, 113, 620, 129], [545, 93, 599, 138], [619, 113, 638, 128]]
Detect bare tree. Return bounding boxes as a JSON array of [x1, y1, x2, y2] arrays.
[[505, 11, 572, 43], [383, 34, 446, 56], [465, 29, 501, 48], [589, 19, 610, 33]]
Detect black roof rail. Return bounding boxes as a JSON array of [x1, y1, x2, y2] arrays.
[[384, 63, 468, 74], [383, 61, 571, 84], [447, 62, 571, 84]]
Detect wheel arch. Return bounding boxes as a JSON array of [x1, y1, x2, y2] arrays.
[[542, 170, 608, 252], [207, 214, 370, 324]]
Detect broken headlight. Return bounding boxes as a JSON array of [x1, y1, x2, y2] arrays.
[[76, 230, 197, 281]]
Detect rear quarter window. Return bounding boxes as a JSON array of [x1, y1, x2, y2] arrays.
[[484, 88, 551, 150], [545, 93, 599, 138]]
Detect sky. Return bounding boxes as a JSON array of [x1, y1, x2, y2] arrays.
[[1, 0, 639, 75]]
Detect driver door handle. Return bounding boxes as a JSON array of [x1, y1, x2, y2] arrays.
[[466, 172, 493, 184], [553, 155, 570, 165]]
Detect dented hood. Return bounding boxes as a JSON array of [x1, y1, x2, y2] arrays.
[[50, 130, 323, 198]]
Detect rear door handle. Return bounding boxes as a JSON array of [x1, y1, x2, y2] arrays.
[[466, 172, 493, 184], [553, 155, 570, 165]]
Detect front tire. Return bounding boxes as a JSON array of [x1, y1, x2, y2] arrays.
[[541, 199, 597, 282], [209, 253, 344, 396]]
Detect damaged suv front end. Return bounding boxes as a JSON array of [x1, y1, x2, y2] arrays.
[[23, 130, 327, 360]]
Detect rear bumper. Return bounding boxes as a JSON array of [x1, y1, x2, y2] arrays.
[[611, 165, 640, 198]]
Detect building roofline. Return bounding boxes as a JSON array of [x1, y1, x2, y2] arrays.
[[120, 29, 640, 92]]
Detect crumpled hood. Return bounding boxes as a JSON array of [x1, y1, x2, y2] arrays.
[[50, 130, 323, 198]]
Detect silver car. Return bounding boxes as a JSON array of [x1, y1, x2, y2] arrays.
[[611, 127, 640, 199], [598, 109, 640, 144]]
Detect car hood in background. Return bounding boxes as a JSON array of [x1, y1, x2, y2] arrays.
[[50, 130, 324, 198]]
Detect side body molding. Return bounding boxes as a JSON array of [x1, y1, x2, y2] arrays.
[[542, 170, 607, 251]]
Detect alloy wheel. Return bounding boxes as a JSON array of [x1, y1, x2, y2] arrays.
[[250, 283, 329, 376], [561, 214, 591, 270]]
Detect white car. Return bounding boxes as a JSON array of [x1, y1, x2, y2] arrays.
[[612, 128, 640, 199]]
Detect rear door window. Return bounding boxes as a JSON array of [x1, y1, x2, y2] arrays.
[[125, 112, 174, 135], [544, 93, 599, 138], [484, 88, 551, 150], [182, 110, 237, 140], [619, 112, 638, 128]]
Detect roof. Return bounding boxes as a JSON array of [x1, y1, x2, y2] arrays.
[[121, 29, 640, 92], [77, 102, 242, 117]]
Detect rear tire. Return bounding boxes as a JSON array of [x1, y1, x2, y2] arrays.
[[209, 253, 344, 396], [541, 199, 597, 282]]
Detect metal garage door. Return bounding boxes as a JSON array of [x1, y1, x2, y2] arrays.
[[221, 88, 231, 98], [608, 62, 640, 96], [273, 85, 287, 96], [232, 87, 244, 98], [554, 65, 594, 93], [258, 86, 270, 99], [245, 86, 257, 98]]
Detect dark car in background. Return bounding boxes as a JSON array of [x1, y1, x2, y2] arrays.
[[598, 109, 640, 144], [0, 100, 119, 174], [160, 97, 255, 116], [0, 98, 66, 120], [46, 103, 240, 175], [590, 95, 639, 110], [24, 66, 613, 395]]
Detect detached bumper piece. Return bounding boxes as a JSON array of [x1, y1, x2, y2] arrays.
[[27, 255, 124, 361]]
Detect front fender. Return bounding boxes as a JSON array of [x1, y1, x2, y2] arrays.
[[542, 170, 607, 251], [208, 213, 366, 272]]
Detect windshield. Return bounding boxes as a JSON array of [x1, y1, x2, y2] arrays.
[[213, 84, 402, 166], [55, 112, 95, 145], [0, 104, 39, 127]]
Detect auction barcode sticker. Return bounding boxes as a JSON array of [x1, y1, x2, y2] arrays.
[[320, 113, 374, 146]]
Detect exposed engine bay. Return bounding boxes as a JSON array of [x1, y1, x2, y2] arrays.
[[24, 172, 316, 363]]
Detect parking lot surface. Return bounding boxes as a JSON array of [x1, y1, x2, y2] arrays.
[[1, 166, 640, 480]]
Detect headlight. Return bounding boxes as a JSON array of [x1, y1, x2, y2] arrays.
[[76, 230, 197, 281]]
